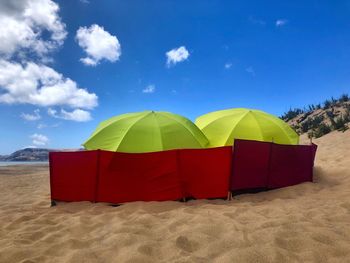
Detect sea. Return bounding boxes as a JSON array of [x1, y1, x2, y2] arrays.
[[0, 161, 48, 167]]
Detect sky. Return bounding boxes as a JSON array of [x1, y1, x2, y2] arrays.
[[0, 0, 350, 154]]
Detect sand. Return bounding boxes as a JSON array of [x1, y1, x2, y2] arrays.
[[1, 130, 350, 263]]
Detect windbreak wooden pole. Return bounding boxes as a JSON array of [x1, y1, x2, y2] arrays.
[[228, 140, 235, 201], [226, 191, 232, 201], [49, 152, 57, 207]]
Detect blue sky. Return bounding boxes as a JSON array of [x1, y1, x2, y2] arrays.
[[0, 0, 350, 154]]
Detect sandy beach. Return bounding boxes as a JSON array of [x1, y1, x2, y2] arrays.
[[1, 130, 350, 263]]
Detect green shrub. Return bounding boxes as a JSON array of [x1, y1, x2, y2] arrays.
[[281, 108, 304, 121], [314, 123, 331, 138], [326, 110, 335, 119], [300, 115, 324, 133], [323, 99, 332, 109], [301, 120, 311, 133], [331, 115, 349, 131], [339, 94, 349, 103]]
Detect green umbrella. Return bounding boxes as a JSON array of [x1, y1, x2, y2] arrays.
[[83, 111, 209, 153], [195, 108, 299, 146]]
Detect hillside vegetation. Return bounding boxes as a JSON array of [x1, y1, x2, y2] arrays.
[[281, 94, 350, 139]]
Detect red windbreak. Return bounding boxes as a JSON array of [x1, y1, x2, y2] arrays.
[[268, 143, 317, 188], [230, 139, 317, 191], [231, 140, 270, 190], [96, 150, 182, 203], [178, 146, 232, 199], [49, 151, 99, 202], [49, 142, 317, 203]]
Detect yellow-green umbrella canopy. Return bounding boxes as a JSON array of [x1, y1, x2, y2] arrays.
[[83, 111, 209, 153], [195, 108, 299, 146]]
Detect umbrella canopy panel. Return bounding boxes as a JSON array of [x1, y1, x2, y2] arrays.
[[83, 111, 209, 153], [195, 108, 299, 146]]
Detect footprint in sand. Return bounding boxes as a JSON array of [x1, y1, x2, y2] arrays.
[[175, 235, 199, 253], [137, 244, 154, 256]]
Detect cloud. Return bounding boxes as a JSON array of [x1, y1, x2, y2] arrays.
[[20, 109, 41, 121], [47, 108, 58, 117], [246, 66, 256, 76], [48, 108, 92, 122], [30, 133, 49, 146], [276, 19, 288, 27], [224, 62, 232, 69], [79, 0, 90, 3], [37, 122, 60, 129], [0, 1, 28, 15], [37, 123, 47, 129], [0, 1, 96, 123], [0, 60, 98, 109], [76, 24, 121, 66], [60, 109, 91, 122], [166, 46, 190, 67], [142, 84, 156, 94], [0, 0, 66, 59]]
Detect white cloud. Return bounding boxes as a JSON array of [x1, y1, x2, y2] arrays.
[[30, 133, 49, 146], [166, 46, 190, 67], [37, 123, 47, 129], [224, 62, 232, 69], [80, 0, 90, 3], [276, 19, 288, 27], [47, 108, 57, 117], [246, 66, 256, 76], [0, 60, 98, 109], [37, 122, 60, 129], [0, 0, 66, 59], [0, 1, 97, 123], [20, 109, 41, 121], [142, 84, 155, 94], [48, 108, 92, 122], [60, 109, 91, 122], [76, 24, 121, 66]]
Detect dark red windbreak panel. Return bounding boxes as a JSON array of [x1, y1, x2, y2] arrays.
[[230, 140, 270, 191], [49, 151, 98, 202], [268, 144, 315, 188], [178, 146, 232, 199], [96, 150, 182, 203]]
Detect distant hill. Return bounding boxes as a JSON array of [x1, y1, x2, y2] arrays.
[[281, 94, 350, 139], [0, 148, 82, 162]]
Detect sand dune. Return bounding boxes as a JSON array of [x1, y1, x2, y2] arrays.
[[1, 130, 350, 263]]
